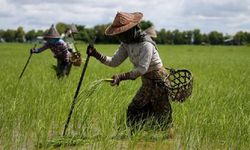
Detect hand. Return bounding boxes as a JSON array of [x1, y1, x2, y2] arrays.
[[110, 75, 120, 86], [86, 44, 96, 56], [30, 48, 35, 54], [110, 72, 133, 86]]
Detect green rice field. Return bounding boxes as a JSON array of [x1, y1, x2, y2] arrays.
[[0, 43, 249, 149]]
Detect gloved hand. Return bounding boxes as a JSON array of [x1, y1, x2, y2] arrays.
[[110, 72, 133, 86], [86, 44, 106, 63], [86, 44, 96, 56], [111, 74, 121, 86], [30, 48, 35, 54]]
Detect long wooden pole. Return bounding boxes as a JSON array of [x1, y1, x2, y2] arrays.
[[62, 37, 96, 136], [18, 44, 37, 80]]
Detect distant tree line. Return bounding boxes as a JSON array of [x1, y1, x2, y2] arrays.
[[0, 21, 250, 45]]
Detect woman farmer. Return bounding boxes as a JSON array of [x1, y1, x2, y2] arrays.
[[62, 24, 79, 53], [31, 24, 73, 78], [87, 12, 172, 130]]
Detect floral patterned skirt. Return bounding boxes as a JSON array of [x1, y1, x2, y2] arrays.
[[127, 67, 172, 129]]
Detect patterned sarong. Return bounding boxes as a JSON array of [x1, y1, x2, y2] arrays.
[[127, 67, 172, 130]]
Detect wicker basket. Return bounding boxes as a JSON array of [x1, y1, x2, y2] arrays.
[[70, 51, 82, 66], [164, 68, 193, 102]]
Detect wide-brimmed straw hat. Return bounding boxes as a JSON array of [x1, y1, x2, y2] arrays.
[[105, 12, 143, 36], [44, 24, 61, 39]]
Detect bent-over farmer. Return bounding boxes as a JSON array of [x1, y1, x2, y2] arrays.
[[31, 25, 73, 78], [87, 12, 172, 131]]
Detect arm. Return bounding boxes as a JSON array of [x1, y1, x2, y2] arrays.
[[32, 44, 49, 53], [87, 44, 128, 67], [111, 42, 154, 86], [129, 43, 153, 79], [103, 44, 128, 67]]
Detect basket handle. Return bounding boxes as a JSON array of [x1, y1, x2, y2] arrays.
[[165, 67, 176, 74]]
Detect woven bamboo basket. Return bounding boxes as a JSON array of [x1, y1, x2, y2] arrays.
[[164, 68, 193, 102]]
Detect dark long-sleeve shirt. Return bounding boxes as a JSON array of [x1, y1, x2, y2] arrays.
[[34, 39, 70, 62]]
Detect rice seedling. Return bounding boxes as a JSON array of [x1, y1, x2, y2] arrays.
[[0, 43, 249, 149]]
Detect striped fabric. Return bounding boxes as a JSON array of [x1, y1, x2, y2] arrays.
[[34, 39, 70, 62]]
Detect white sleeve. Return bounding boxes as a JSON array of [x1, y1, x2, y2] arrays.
[[103, 44, 128, 67], [130, 42, 153, 79]]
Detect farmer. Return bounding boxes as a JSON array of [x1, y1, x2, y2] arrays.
[[87, 12, 172, 131], [30, 24, 73, 78], [62, 24, 82, 67], [62, 24, 78, 53]]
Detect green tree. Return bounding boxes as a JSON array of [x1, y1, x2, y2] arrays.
[[86, 28, 96, 42], [0, 29, 4, 38], [94, 24, 108, 43], [209, 31, 224, 45], [3, 29, 16, 42], [245, 32, 250, 44], [74, 25, 96, 43], [78, 30, 91, 42], [201, 34, 209, 44], [0, 29, 5, 42], [165, 30, 174, 44], [155, 29, 175, 44], [36, 30, 44, 37], [193, 29, 202, 45], [173, 29, 183, 44], [26, 30, 36, 41], [140, 20, 154, 30], [182, 31, 193, 44], [15, 26, 26, 42], [56, 22, 68, 34], [234, 31, 247, 45], [155, 29, 166, 44]]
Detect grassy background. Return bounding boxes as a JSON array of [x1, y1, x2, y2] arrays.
[[0, 43, 249, 149]]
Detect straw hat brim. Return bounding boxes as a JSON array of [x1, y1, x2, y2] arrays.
[[105, 13, 143, 36]]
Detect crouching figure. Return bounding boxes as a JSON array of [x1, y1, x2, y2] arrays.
[[31, 24, 80, 78], [87, 12, 173, 131]]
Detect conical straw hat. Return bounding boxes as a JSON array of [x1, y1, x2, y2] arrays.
[[68, 24, 78, 33], [44, 24, 60, 39]]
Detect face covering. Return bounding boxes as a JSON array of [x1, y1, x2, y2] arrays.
[[117, 26, 140, 44], [46, 38, 60, 44], [117, 26, 156, 46]]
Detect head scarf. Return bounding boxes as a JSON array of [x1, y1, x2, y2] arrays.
[[117, 25, 156, 47]]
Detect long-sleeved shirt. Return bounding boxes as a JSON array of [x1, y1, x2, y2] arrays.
[[34, 39, 70, 61], [103, 41, 163, 79], [61, 34, 77, 52]]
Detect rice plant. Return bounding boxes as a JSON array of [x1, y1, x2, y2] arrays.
[[0, 43, 249, 149]]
